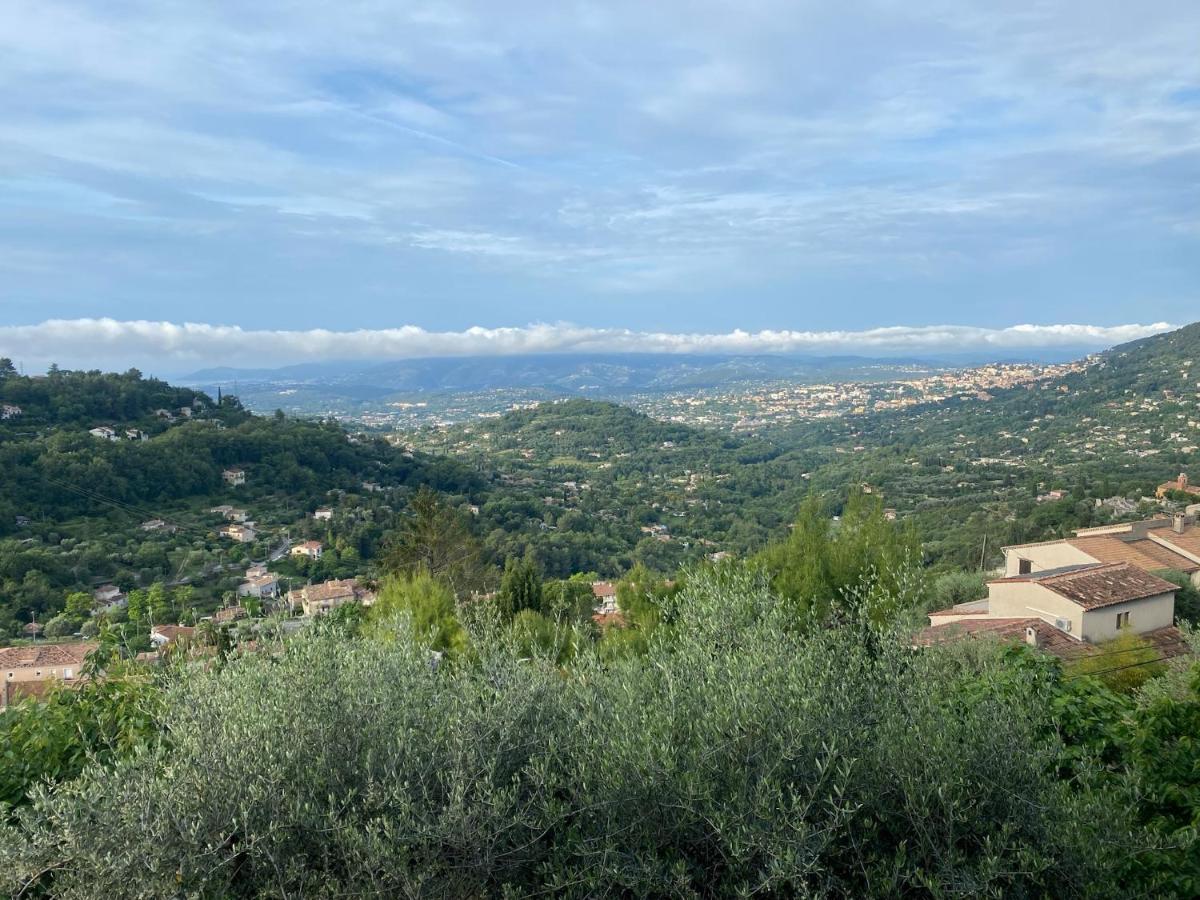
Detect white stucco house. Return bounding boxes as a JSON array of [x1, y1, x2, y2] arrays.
[[290, 540, 324, 560]]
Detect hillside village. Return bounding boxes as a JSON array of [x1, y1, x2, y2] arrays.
[[4, 328, 1200, 721]]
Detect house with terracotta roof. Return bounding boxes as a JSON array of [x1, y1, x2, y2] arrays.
[[917, 562, 1188, 661], [288, 578, 374, 616], [1157, 472, 1200, 499], [591, 581, 618, 616], [290, 540, 324, 560], [150, 624, 195, 649], [1003, 515, 1200, 587], [1, 643, 96, 707]]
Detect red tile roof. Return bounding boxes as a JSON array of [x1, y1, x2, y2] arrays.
[[1004, 524, 1200, 574], [0, 642, 95, 669], [915, 620, 1192, 663], [151, 625, 195, 645], [1147, 526, 1200, 561], [915, 617, 1091, 660], [1068, 535, 1199, 573], [1030, 563, 1177, 609]]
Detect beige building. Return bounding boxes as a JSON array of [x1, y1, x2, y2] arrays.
[[290, 540, 324, 560], [220, 523, 257, 543], [1003, 515, 1200, 587], [288, 579, 374, 616], [1, 643, 96, 707], [919, 562, 1185, 660], [1157, 472, 1200, 499], [222, 468, 246, 486]]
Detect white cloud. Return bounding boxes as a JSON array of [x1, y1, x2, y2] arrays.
[[0, 318, 1174, 373], [0, 0, 1196, 326]]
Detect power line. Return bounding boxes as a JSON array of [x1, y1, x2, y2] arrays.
[[40, 474, 187, 528], [1070, 641, 1188, 663], [1063, 653, 1177, 680], [37, 473, 214, 541]]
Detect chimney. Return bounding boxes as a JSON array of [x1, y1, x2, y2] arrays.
[[1025, 625, 1041, 648], [1174, 513, 1187, 534]]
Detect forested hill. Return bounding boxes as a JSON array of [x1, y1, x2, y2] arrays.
[[0, 363, 210, 426], [408, 399, 817, 576], [770, 322, 1200, 569], [473, 398, 778, 463], [787, 321, 1200, 463], [0, 367, 480, 536]]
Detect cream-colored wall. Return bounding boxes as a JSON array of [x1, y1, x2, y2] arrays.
[[1, 664, 80, 707], [3, 664, 78, 684], [928, 612, 983, 626], [987, 582, 1084, 636], [1003, 543, 1097, 576], [1080, 592, 1175, 642]]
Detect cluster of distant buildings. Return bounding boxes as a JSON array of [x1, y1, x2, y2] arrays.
[[3, 569, 377, 706], [82, 402, 211, 443]]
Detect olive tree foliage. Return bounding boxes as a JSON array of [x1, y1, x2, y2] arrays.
[[1, 568, 1140, 899]]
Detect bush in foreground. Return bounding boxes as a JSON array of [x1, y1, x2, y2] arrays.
[[0, 569, 1175, 898]]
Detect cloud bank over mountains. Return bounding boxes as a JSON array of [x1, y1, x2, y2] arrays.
[[0, 319, 1174, 373]]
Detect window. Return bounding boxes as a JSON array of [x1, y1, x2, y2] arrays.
[[63, 668, 73, 680], [1018, 558, 1033, 575], [1116, 611, 1131, 630]]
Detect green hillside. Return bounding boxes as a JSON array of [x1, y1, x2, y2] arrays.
[[408, 399, 818, 577], [0, 367, 482, 637], [778, 322, 1200, 567]]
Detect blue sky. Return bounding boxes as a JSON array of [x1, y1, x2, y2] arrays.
[[0, 1, 1197, 367]]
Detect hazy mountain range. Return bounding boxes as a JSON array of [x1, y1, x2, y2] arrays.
[[183, 348, 1092, 401]]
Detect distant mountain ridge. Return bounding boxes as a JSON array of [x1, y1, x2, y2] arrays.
[[183, 348, 1090, 398]]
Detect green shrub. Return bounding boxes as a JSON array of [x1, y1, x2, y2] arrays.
[[0, 569, 1143, 899]]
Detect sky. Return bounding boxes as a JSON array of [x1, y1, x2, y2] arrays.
[[0, 1, 1198, 369]]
